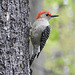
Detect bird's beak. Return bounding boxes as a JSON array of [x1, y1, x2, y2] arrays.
[[50, 15, 59, 17]]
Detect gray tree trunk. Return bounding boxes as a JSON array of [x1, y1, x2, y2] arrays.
[[0, 0, 30, 75]]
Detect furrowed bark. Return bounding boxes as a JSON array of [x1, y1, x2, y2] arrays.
[[0, 0, 30, 75]]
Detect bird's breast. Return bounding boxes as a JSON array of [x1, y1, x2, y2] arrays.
[[31, 18, 50, 38]]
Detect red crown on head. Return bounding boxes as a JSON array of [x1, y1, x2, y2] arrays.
[[36, 11, 52, 19]]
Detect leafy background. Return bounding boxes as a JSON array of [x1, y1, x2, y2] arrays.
[[43, 0, 75, 75]]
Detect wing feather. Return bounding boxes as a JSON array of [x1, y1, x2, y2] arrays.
[[37, 25, 50, 57]]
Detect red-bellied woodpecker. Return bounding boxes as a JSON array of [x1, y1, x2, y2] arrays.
[[30, 11, 59, 65]]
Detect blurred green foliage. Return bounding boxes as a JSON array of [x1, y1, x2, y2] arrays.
[[43, 0, 75, 75], [50, 28, 59, 41]]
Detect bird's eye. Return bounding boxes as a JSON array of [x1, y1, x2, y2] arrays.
[[46, 14, 49, 16]]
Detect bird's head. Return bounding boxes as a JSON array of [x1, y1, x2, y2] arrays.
[[36, 11, 59, 20]]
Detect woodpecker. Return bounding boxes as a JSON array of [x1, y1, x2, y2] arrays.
[[30, 11, 59, 65]]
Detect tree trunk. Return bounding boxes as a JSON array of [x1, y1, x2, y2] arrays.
[[0, 0, 30, 75]]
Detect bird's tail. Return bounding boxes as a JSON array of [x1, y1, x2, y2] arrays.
[[37, 46, 40, 58], [30, 46, 40, 66], [30, 53, 36, 66], [37, 52, 40, 58]]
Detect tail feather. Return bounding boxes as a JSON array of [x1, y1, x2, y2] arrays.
[[37, 52, 40, 58], [30, 46, 41, 66], [30, 46, 38, 66], [37, 46, 40, 58], [30, 53, 36, 66]]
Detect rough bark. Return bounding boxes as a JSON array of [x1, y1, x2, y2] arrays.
[[0, 0, 30, 75]]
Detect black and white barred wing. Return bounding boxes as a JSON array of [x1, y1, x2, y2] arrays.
[[37, 25, 50, 57]]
